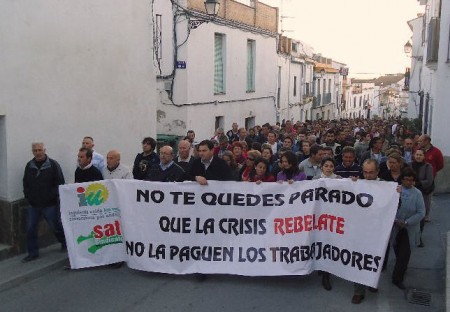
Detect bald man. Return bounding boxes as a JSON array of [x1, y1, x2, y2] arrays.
[[103, 150, 133, 179], [145, 145, 185, 182], [175, 140, 195, 180]]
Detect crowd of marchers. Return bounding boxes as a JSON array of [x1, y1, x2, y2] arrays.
[[22, 117, 444, 305]]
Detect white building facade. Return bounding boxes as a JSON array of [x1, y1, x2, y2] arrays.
[[0, 0, 158, 253], [407, 0, 450, 193], [154, 0, 279, 141], [311, 57, 344, 121], [276, 37, 315, 123]]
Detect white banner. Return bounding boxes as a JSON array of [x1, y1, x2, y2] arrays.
[[60, 179, 398, 287]]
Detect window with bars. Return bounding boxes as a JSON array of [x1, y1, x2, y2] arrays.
[[247, 39, 255, 92], [214, 33, 225, 94]]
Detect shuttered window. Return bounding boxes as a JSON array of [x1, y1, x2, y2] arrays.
[[247, 39, 255, 92], [214, 33, 225, 94]]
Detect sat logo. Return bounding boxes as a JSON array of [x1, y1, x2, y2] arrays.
[[77, 183, 109, 207]]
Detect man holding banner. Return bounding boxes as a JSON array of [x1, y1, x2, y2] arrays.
[[191, 140, 232, 184]]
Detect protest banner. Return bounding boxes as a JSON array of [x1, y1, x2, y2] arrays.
[[59, 179, 398, 287]]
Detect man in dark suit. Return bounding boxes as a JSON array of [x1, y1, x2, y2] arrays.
[[191, 140, 232, 184]]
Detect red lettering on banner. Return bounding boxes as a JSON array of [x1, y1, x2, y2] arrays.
[[273, 215, 345, 235], [93, 220, 121, 239]]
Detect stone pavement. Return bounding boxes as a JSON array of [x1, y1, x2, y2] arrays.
[[0, 194, 449, 311]]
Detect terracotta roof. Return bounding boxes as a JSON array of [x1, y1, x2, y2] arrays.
[[314, 63, 339, 73]]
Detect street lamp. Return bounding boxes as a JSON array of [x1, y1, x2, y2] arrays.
[[404, 40, 412, 54], [189, 0, 221, 29], [404, 40, 423, 61], [205, 0, 220, 16]]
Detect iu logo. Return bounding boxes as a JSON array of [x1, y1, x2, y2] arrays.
[[77, 183, 109, 207]]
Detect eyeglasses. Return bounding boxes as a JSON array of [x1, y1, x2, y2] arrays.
[[247, 157, 255, 161]]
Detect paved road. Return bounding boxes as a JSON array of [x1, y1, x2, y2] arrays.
[[0, 194, 448, 312]]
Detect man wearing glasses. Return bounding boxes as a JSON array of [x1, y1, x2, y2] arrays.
[[145, 145, 185, 182]]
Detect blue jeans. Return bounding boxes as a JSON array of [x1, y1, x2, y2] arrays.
[[26, 205, 66, 256]]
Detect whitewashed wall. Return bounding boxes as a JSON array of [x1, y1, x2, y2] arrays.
[[431, 0, 450, 155], [156, 16, 278, 140], [407, 16, 424, 119], [0, 0, 157, 200]]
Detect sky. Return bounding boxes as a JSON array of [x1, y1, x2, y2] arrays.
[[260, 0, 424, 78]]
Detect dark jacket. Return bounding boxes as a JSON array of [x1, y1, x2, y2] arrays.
[[23, 156, 65, 207], [146, 162, 185, 182], [175, 157, 195, 181], [191, 156, 232, 181], [133, 152, 160, 180], [75, 165, 103, 183]]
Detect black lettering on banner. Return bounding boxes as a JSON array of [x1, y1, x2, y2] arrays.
[[148, 243, 166, 259], [247, 194, 261, 206], [315, 187, 328, 202], [363, 254, 373, 271], [351, 251, 363, 270], [169, 245, 234, 262], [262, 194, 274, 206], [300, 245, 311, 261], [342, 191, 355, 205], [233, 193, 246, 206], [289, 192, 301, 204], [170, 191, 196, 205], [159, 216, 191, 233], [331, 246, 340, 261], [126, 241, 145, 257], [219, 218, 266, 235], [328, 190, 341, 203], [170, 191, 182, 204], [290, 246, 300, 262], [275, 194, 285, 206], [340, 249, 351, 265], [218, 193, 231, 205], [136, 189, 165, 203], [323, 244, 331, 259], [195, 218, 215, 234], [239, 247, 266, 262], [151, 190, 164, 203], [202, 193, 216, 205], [357, 193, 373, 208], [373, 256, 381, 272], [267, 243, 382, 272], [301, 189, 314, 203]]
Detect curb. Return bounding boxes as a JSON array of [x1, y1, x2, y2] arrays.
[[0, 244, 68, 293]]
